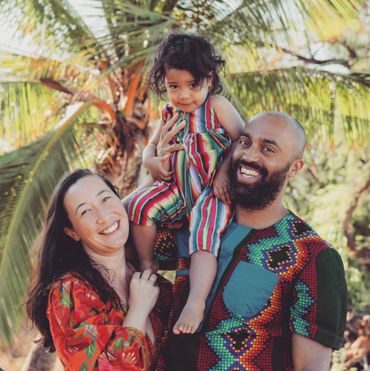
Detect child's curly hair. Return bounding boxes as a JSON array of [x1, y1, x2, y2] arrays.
[[149, 33, 226, 98]]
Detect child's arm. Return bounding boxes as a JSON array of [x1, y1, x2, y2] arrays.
[[143, 124, 172, 181], [211, 95, 244, 204], [143, 113, 185, 181]]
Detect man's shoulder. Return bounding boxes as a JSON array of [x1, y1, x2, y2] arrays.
[[286, 211, 334, 255]]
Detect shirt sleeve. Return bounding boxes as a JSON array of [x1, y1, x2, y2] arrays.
[[290, 248, 348, 349], [47, 276, 152, 370]]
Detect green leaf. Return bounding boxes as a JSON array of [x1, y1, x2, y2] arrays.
[[85, 341, 97, 360], [0, 102, 92, 346]]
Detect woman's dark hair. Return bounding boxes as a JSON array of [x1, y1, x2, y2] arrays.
[[26, 169, 123, 351], [149, 33, 226, 97]]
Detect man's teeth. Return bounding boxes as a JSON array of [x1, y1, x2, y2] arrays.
[[240, 167, 259, 177], [101, 222, 118, 234]]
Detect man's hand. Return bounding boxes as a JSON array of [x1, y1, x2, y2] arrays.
[[213, 166, 232, 204]]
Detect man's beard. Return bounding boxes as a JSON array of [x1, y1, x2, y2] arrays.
[[229, 159, 291, 210]]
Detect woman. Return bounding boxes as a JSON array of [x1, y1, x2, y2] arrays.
[[26, 169, 172, 370]]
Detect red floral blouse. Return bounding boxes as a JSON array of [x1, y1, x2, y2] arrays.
[[47, 270, 172, 371]]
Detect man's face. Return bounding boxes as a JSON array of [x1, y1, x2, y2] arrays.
[[230, 116, 302, 210]]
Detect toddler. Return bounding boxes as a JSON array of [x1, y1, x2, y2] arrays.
[[128, 33, 243, 334]]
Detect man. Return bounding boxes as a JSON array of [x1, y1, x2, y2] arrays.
[[161, 112, 347, 370]]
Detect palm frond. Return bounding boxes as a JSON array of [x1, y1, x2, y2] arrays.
[[227, 67, 370, 145], [0, 81, 63, 154], [0, 102, 95, 346], [0, 0, 97, 55]]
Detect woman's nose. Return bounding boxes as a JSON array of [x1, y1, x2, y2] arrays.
[[96, 209, 110, 223]]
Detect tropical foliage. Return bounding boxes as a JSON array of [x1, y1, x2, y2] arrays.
[[0, 0, 369, 349]]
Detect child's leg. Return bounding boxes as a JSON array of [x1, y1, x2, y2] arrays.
[[173, 187, 232, 334], [173, 251, 216, 334], [128, 182, 185, 272], [130, 223, 158, 271]]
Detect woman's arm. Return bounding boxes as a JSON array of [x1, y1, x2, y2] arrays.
[[48, 273, 159, 370]]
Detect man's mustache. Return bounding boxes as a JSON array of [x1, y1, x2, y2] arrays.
[[236, 160, 269, 178]]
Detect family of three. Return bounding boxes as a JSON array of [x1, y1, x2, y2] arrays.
[[27, 33, 347, 370]]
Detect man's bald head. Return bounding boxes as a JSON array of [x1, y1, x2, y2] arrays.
[[248, 112, 306, 159]]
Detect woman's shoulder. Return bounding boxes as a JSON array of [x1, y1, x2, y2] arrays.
[[49, 272, 92, 294]]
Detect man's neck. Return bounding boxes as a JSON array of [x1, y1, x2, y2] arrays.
[[235, 200, 288, 230]]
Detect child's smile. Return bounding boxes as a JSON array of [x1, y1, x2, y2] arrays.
[[165, 68, 211, 113]]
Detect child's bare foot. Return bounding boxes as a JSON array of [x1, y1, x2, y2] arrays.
[[140, 260, 159, 272], [173, 300, 205, 334]]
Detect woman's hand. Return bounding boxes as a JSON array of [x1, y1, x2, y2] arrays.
[[128, 269, 159, 315], [124, 269, 159, 333]]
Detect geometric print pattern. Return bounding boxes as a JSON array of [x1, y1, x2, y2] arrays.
[[162, 211, 347, 371]]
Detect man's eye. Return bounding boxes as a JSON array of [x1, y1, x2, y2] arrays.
[[262, 146, 274, 153], [239, 138, 250, 146]]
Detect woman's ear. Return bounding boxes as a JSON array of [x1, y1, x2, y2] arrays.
[[64, 227, 80, 241]]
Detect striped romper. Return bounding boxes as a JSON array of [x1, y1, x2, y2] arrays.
[[128, 95, 232, 256]]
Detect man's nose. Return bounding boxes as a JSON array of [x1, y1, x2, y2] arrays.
[[242, 145, 260, 162]]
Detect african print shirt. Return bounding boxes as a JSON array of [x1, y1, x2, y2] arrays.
[[47, 271, 172, 371], [160, 211, 347, 371]]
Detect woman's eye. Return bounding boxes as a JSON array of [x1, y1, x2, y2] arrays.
[[102, 196, 111, 202], [81, 209, 90, 216]]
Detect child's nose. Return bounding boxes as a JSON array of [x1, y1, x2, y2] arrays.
[[179, 89, 191, 99]]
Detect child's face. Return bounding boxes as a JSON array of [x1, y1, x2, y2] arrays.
[[164, 68, 211, 113]]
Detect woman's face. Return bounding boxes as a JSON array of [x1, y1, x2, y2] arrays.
[[63, 175, 129, 256]]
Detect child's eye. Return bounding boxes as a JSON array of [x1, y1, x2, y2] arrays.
[[168, 84, 177, 89], [190, 82, 200, 89]]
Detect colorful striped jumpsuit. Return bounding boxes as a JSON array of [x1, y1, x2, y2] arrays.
[[128, 95, 232, 256]]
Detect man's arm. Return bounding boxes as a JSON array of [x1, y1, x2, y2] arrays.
[[292, 333, 332, 371]]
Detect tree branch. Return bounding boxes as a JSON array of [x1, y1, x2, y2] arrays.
[[342, 172, 370, 252], [40, 78, 116, 123], [280, 47, 351, 69]]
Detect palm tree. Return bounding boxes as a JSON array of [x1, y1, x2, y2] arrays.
[[0, 0, 369, 347]]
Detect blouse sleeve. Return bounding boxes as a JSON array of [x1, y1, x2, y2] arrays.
[[47, 276, 152, 370]]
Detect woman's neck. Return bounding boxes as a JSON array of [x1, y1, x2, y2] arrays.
[[84, 247, 126, 285]]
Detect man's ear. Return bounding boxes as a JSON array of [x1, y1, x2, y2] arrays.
[[287, 159, 304, 178], [64, 227, 80, 241]]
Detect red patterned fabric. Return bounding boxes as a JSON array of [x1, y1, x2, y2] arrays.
[[47, 270, 172, 371]]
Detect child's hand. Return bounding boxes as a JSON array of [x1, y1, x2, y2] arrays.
[[145, 155, 172, 181], [213, 167, 232, 205]]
